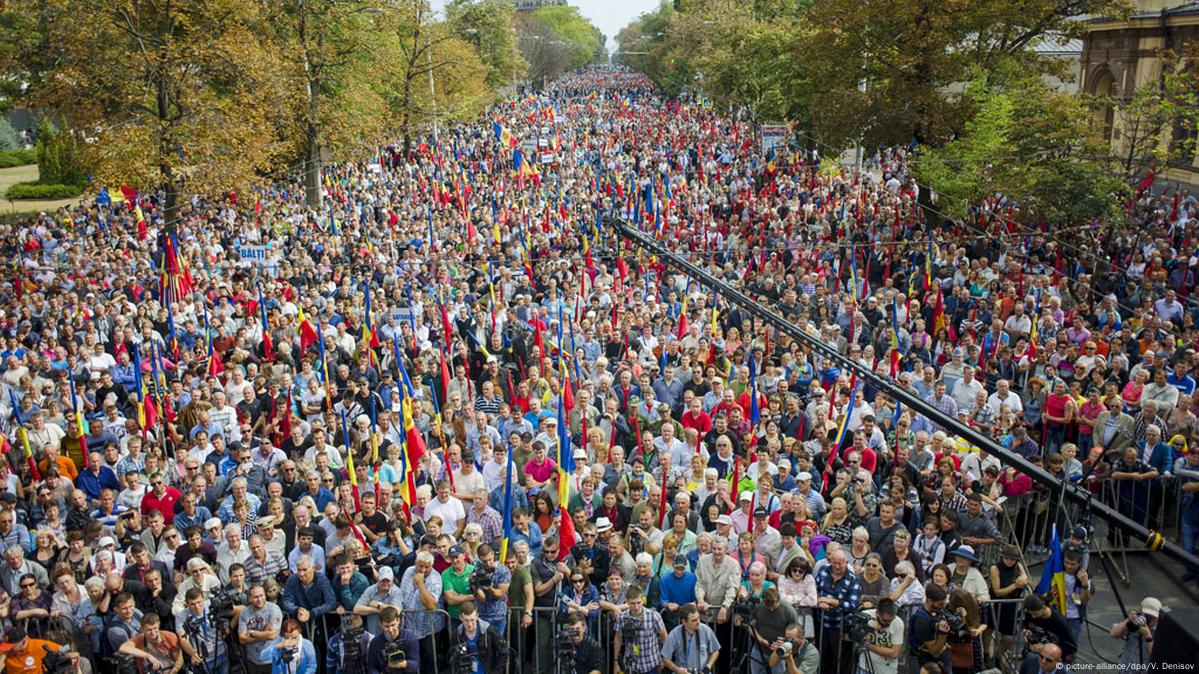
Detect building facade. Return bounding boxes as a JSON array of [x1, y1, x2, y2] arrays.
[[1079, 0, 1199, 185]]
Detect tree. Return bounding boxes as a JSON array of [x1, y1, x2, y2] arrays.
[[267, 0, 396, 208], [915, 62, 1124, 228], [27, 0, 294, 229], [524, 5, 604, 73], [446, 0, 527, 88], [1099, 48, 1199, 186], [380, 0, 490, 152], [517, 15, 575, 86]]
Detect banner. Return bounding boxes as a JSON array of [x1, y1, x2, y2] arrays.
[[761, 125, 789, 155]]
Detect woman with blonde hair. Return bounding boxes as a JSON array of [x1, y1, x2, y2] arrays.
[[821, 496, 854, 545]]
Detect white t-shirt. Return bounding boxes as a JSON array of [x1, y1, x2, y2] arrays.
[[425, 496, 466, 533], [860, 608, 905, 674]]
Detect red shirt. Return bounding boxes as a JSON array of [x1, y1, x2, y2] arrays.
[[681, 410, 712, 436], [141, 486, 182, 525]]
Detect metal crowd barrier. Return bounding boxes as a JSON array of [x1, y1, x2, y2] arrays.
[[509, 590, 1030, 674]]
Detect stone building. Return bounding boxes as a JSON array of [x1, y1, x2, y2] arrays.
[[1079, 0, 1199, 185]]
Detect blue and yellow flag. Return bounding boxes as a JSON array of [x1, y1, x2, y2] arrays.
[[1036, 524, 1068, 615]]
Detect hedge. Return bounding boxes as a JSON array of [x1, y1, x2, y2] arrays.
[[4, 181, 84, 200], [0, 149, 37, 168]]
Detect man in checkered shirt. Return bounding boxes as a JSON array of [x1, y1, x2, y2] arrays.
[[613, 584, 668, 674]]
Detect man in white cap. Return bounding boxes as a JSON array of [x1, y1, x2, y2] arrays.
[[353, 565, 403, 634], [714, 514, 737, 551], [172, 556, 221, 616], [730, 490, 754, 534], [1110, 596, 1162, 666], [794, 471, 827, 520]]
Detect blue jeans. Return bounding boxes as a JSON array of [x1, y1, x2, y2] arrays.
[[1067, 617, 1083, 642], [200, 652, 229, 674], [1182, 507, 1199, 559]]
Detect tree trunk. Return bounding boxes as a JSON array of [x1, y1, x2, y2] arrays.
[[305, 77, 322, 208]]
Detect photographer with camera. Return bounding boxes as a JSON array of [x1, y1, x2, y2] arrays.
[[1109, 596, 1162, 667], [661, 604, 719, 674], [454, 601, 507, 674], [468, 545, 511, 637], [859, 598, 905, 674], [746, 587, 798, 674], [118, 612, 184, 674], [909, 583, 953, 673], [266, 619, 317, 674], [612, 584, 667, 674], [178, 587, 228, 674], [559, 611, 603, 674], [0, 627, 82, 674], [238, 585, 282, 674], [766, 623, 818, 674], [365, 606, 418, 674], [1021, 594, 1077, 662]]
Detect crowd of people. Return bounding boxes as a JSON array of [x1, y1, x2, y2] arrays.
[[0, 65, 1194, 674]]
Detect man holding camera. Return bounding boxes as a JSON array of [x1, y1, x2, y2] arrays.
[[366, 606, 419, 674], [909, 583, 953, 673], [766, 623, 818, 674], [612, 585, 667, 674], [469, 544, 512, 637], [562, 611, 604, 674], [178, 587, 228, 674], [661, 604, 720, 674], [119, 612, 184, 674], [1109, 596, 1162, 667], [860, 598, 904, 674], [1022, 594, 1078, 662], [0, 627, 79, 674], [237, 584, 282, 674], [748, 587, 798, 674], [455, 601, 507, 674]]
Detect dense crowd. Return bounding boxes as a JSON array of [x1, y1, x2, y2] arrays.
[[0, 66, 1194, 674]]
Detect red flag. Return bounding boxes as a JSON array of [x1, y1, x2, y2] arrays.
[[558, 505, 577, 560], [298, 306, 319, 354], [440, 349, 452, 404]]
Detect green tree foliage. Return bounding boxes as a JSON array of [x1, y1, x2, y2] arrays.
[[915, 63, 1124, 227], [378, 1, 490, 152], [0, 118, 21, 151], [525, 5, 604, 72], [447, 0, 527, 88], [1097, 48, 1199, 186], [34, 119, 86, 188], [24, 0, 296, 228]]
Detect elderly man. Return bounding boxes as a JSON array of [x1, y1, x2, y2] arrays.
[[0, 545, 48, 595], [399, 550, 445, 674], [814, 548, 862, 674], [353, 565, 403, 634], [281, 554, 337, 627]]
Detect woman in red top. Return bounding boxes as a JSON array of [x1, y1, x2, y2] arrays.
[[1043, 378, 1075, 455], [1076, 386, 1105, 454]]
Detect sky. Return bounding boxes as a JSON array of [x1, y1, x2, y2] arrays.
[[431, 0, 662, 51]]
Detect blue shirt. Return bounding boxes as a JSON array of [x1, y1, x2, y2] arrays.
[[1168, 372, 1196, 396], [659, 570, 697, 608], [814, 566, 862, 628], [76, 466, 120, 501]]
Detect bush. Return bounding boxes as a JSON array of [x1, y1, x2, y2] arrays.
[[0, 148, 37, 168], [0, 119, 21, 151], [4, 181, 84, 200], [35, 119, 86, 186]]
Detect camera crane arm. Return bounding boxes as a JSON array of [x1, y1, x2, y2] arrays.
[[613, 218, 1199, 573]]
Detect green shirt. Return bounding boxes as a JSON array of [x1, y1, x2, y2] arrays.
[[507, 564, 533, 617], [441, 563, 476, 618]]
